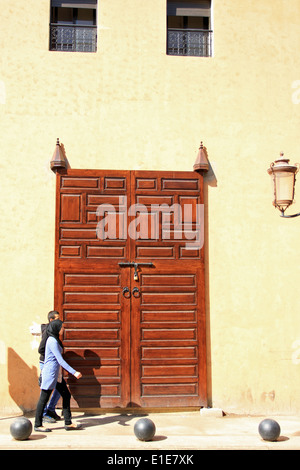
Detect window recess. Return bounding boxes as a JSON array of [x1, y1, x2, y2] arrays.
[[50, 0, 97, 52], [167, 1, 213, 57]]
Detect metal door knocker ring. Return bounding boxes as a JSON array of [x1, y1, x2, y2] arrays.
[[122, 287, 131, 298], [132, 287, 140, 298]]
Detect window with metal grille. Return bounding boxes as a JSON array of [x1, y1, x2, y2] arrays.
[[50, 1, 97, 52], [167, 1, 213, 57]]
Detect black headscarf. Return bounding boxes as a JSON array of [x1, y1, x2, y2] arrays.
[[46, 319, 63, 349]]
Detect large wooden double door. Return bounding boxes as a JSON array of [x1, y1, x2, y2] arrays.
[[54, 169, 207, 409]]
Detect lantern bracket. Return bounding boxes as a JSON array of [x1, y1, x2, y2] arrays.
[[280, 211, 300, 218]]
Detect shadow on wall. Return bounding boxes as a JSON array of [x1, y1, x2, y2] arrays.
[[202, 147, 218, 408], [64, 349, 102, 408], [7, 348, 40, 412]]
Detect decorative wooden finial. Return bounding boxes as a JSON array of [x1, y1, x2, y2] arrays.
[[50, 138, 67, 173], [193, 141, 209, 172]]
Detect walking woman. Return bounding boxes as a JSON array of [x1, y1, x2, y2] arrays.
[[34, 319, 82, 432]]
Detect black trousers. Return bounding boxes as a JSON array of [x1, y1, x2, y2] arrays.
[[35, 379, 72, 427]]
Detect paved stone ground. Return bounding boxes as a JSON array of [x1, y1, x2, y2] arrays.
[[1, 411, 300, 453]]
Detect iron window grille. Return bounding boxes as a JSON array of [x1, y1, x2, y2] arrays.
[[50, 23, 97, 52], [167, 28, 213, 57]]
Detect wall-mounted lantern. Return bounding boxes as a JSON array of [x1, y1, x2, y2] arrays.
[[267, 153, 300, 218]]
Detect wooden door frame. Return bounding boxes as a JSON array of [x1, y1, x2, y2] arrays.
[[53, 169, 207, 409]]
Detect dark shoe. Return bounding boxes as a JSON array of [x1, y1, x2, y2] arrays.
[[34, 426, 51, 433], [64, 423, 82, 431], [46, 411, 61, 421], [43, 415, 56, 423]]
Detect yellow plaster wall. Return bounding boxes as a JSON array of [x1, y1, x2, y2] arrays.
[[1, 0, 300, 414]]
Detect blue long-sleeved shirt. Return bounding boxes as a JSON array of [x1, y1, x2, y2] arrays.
[[41, 336, 76, 390]]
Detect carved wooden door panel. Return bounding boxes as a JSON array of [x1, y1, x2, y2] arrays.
[[54, 170, 132, 408], [128, 171, 206, 407], [54, 169, 207, 409]]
